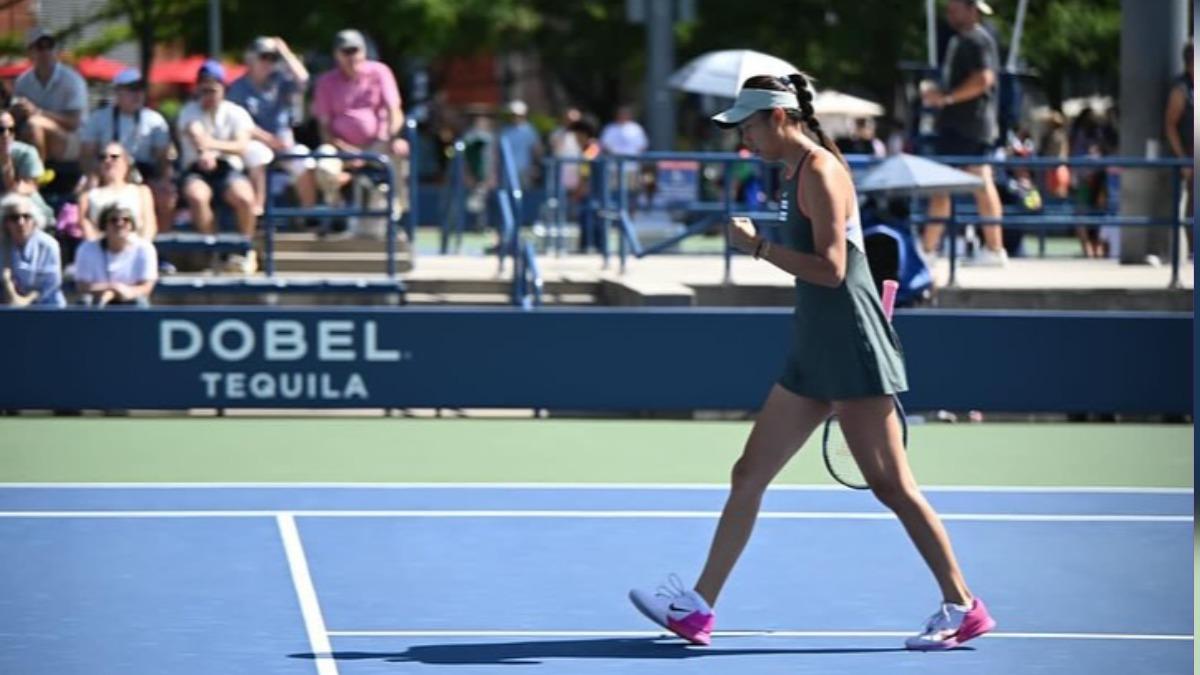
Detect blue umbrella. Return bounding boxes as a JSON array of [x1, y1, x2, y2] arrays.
[[856, 153, 983, 196]]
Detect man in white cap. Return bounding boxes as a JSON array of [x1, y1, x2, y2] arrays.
[[11, 28, 88, 162], [920, 0, 1006, 266], [499, 100, 543, 190], [311, 29, 408, 237]]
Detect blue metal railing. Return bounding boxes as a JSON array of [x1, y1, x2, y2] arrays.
[[918, 155, 1193, 287], [541, 152, 868, 282], [439, 139, 468, 254], [541, 152, 1193, 288], [261, 119, 419, 279], [495, 135, 544, 307], [511, 239, 543, 309]]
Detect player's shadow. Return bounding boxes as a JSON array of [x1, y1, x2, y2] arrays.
[[289, 636, 940, 666]]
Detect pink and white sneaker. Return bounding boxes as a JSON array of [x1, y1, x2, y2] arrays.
[[905, 597, 996, 651], [629, 574, 715, 646]]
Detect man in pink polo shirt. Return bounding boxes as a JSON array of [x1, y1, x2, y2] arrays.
[[311, 29, 408, 237]]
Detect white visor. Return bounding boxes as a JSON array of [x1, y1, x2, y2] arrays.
[[712, 89, 800, 127]]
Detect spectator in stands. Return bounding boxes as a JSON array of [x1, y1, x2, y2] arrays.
[[836, 118, 886, 158], [228, 36, 317, 217], [549, 107, 583, 199], [80, 68, 174, 233], [600, 104, 648, 157], [1068, 108, 1102, 158], [920, 0, 1006, 266], [568, 118, 603, 252], [11, 28, 87, 163], [499, 100, 543, 190], [78, 142, 156, 240], [0, 109, 52, 223], [311, 29, 409, 237], [1, 192, 64, 307], [600, 105, 648, 213], [73, 202, 157, 307], [883, 116, 908, 155], [1068, 108, 1108, 258], [1164, 39, 1193, 255], [177, 60, 258, 273], [461, 112, 496, 232], [1038, 111, 1070, 200]]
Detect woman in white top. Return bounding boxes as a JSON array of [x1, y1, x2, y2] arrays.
[[78, 141, 157, 240], [73, 202, 158, 307]]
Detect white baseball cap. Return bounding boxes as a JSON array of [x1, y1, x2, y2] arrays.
[[958, 0, 994, 15]]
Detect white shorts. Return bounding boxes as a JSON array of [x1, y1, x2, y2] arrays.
[[244, 140, 274, 170], [246, 142, 316, 179]]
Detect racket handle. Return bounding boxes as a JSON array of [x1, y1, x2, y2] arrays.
[[881, 279, 898, 322]]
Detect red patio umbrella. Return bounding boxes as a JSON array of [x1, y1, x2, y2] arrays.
[[0, 56, 131, 81], [148, 55, 246, 85], [76, 56, 128, 81], [0, 60, 30, 78]]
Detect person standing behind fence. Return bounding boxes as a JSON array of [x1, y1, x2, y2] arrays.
[[1164, 38, 1193, 256], [1, 193, 64, 307], [600, 105, 648, 213], [1038, 111, 1069, 200], [549, 107, 583, 198], [568, 118, 602, 252], [461, 113, 497, 233], [920, 0, 1006, 266], [228, 36, 317, 218], [499, 100, 543, 191]]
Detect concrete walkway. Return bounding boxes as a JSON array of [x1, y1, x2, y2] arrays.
[[404, 250, 1192, 289]]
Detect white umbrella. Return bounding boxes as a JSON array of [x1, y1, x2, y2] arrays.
[[856, 153, 983, 196], [668, 49, 799, 98], [813, 90, 885, 118]]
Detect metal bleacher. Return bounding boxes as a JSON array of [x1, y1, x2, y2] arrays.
[[151, 120, 420, 306]]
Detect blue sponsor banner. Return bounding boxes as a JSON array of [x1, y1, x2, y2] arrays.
[[0, 308, 1191, 413], [651, 160, 700, 208]]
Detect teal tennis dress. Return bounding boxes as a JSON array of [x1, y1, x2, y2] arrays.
[[775, 160, 908, 400]]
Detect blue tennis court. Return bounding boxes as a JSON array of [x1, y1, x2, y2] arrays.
[[0, 484, 1191, 674]]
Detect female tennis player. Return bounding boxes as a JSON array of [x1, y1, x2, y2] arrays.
[[629, 73, 994, 651]]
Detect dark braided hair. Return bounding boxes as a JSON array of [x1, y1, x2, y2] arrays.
[[739, 72, 848, 168]]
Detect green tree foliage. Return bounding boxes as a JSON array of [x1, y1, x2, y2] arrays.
[[1009, 0, 1121, 106], [29, 0, 1123, 116]]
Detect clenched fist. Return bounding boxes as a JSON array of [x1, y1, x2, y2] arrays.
[[727, 216, 760, 255]]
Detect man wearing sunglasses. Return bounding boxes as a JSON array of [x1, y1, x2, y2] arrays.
[[176, 60, 259, 273], [311, 29, 408, 238], [228, 36, 317, 218], [11, 28, 88, 163]]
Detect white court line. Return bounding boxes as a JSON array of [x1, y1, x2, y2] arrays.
[[277, 514, 338, 675], [325, 629, 1193, 642], [0, 482, 1191, 494], [0, 510, 1189, 523]]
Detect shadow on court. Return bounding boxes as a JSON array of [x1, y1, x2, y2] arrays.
[[289, 637, 931, 665]]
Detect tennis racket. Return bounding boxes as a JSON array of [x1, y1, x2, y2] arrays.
[[821, 279, 906, 490]]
